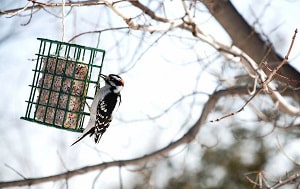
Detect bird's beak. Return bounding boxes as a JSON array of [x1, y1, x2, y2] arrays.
[[100, 74, 108, 81]]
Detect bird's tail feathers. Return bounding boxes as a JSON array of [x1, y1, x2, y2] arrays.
[[70, 128, 94, 146], [94, 133, 103, 144]]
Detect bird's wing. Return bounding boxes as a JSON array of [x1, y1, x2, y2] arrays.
[[70, 87, 102, 146]]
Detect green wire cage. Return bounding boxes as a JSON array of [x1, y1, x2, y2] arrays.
[[21, 38, 105, 133]]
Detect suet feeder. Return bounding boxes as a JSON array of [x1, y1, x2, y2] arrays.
[[21, 38, 105, 133]]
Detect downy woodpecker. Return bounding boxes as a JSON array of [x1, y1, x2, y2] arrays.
[[71, 74, 124, 146]]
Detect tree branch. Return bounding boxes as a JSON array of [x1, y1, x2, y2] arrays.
[[0, 0, 130, 16], [130, 0, 168, 23], [1, 86, 299, 188], [0, 86, 263, 188], [266, 173, 300, 189]]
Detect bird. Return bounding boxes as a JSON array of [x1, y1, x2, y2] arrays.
[[71, 74, 124, 146]]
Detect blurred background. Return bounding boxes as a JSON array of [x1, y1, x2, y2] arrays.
[[0, 0, 300, 188]]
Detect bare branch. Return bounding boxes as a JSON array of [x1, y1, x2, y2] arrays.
[[0, 0, 98, 16], [92, 171, 102, 189], [0, 87, 253, 188], [263, 29, 298, 85], [210, 87, 264, 122], [263, 62, 300, 85], [118, 91, 208, 123], [119, 166, 123, 189], [245, 171, 271, 188], [276, 137, 300, 166], [103, 0, 185, 32], [267, 173, 300, 189], [68, 27, 129, 42], [130, 0, 168, 22], [245, 170, 300, 189], [4, 164, 27, 180], [2, 1, 32, 17]]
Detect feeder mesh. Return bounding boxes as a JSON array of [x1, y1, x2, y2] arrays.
[[21, 38, 105, 133]]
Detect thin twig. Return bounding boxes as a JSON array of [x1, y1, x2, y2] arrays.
[[4, 164, 27, 180], [121, 31, 168, 73], [118, 91, 207, 123], [276, 136, 300, 166], [92, 171, 102, 189], [263, 29, 297, 85], [210, 87, 264, 122], [20, 2, 34, 26], [267, 173, 300, 189], [57, 151, 69, 171], [263, 62, 300, 84], [4, 1, 32, 17], [68, 27, 129, 42], [119, 166, 123, 189], [247, 76, 258, 95], [0, 0, 100, 16]]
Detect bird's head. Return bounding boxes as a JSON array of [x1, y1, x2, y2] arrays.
[[100, 74, 124, 93]]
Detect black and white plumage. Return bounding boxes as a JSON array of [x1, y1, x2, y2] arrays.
[[71, 74, 124, 146]]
